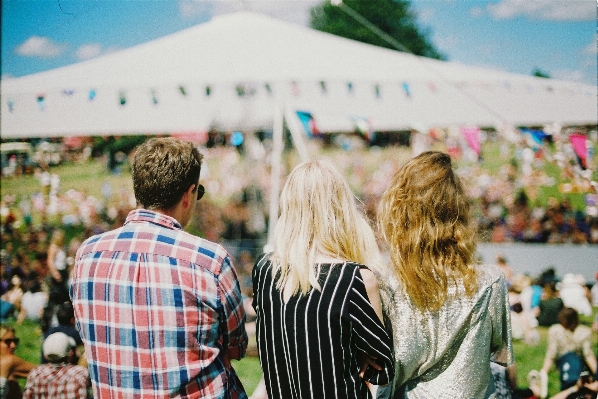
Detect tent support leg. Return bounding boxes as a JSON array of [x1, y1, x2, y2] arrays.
[[265, 107, 284, 250]]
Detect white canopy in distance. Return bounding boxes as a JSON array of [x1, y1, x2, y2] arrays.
[[1, 11, 596, 138]]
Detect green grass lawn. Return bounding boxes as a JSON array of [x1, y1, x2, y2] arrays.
[[6, 311, 597, 397]]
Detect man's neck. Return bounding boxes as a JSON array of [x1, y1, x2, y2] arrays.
[[144, 206, 185, 227]]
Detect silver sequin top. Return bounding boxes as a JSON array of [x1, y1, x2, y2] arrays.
[[377, 264, 513, 399]]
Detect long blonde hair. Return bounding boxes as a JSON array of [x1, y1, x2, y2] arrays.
[[377, 151, 478, 312], [272, 160, 384, 295]]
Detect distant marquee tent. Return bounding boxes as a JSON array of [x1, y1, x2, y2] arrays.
[[1, 11, 596, 139]]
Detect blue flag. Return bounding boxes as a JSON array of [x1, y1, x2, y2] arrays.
[[296, 111, 321, 137]]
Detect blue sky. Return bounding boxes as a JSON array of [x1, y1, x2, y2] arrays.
[[1, 0, 596, 85]]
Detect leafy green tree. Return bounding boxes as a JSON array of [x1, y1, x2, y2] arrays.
[[532, 68, 550, 78], [310, 0, 445, 60]]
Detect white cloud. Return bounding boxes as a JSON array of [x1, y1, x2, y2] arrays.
[[435, 34, 459, 50], [178, 0, 320, 25], [75, 44, 122, 61], [15, 36, 67, 58], [487, 0, 595, 21], [582, 37, 596, 55], [417, 7, 435, 24], [75, 44, 103, 60], [178, 0, 213, 19], [469, 6, 484, 18], [478, 43, 498, 57], [552, 69, 586, 83]]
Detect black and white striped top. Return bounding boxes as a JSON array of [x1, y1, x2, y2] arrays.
[[252, 254, 394, 399]]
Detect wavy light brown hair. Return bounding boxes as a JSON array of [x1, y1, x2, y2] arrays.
[[377, 151, 478, 312], [132, 137, 203, 210]]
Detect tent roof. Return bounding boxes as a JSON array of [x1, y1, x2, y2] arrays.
[[2, 11, 596, 137]]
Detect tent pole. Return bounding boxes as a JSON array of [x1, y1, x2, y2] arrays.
[[265, 106, 284, 251]]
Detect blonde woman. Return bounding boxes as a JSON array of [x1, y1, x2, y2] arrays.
[[0, 325, 35, 399], [376, 151, 513, 399], [252, 160, 394, 399]]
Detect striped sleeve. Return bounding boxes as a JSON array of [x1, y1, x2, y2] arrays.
[[349, 266, 394, 385]]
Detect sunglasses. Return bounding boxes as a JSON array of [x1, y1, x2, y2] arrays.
[[0, 338, 20, 346], [196, 184, 205, 201]]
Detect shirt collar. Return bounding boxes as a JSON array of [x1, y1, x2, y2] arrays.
[[124, 209, 183, 231]]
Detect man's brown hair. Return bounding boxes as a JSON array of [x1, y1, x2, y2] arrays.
[[131, 137, 203, 210], [558, 307, 579, 332]]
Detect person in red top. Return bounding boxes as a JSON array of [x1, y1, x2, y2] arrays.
[[23, 332, 91, 399]]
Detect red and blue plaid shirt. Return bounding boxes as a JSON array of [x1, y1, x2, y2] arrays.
[[71, 209, 248, 399], [23, 363, 91, 399]]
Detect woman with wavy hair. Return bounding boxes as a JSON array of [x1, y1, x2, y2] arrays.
[[252, 159, 394, 399], [376, 151, 513, 399]]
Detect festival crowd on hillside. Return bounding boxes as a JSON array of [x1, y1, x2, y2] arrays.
[[1, 138, 597, 399]]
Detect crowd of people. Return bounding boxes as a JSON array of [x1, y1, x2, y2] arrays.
[[0, 137, 597, 399]]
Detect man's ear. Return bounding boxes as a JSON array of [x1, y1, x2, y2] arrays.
[[182, 184, 196, 208]]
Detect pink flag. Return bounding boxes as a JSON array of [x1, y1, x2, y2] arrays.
[[569, 134, 587, 168], [461, 126, 481, 155]]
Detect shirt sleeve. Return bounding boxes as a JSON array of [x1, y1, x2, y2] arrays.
[[349, 266, 395, 385], [73, 368, 91, 399], [544, 326, 559, 364], [581, 328, 594, 361], [218, 255, 248, 361], [490, 272, 514, 366], [22, 381, 33, 399], [251, 252, 271, 313]]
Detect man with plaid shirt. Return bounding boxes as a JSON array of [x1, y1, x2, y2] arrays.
[[70, 138, 248, 399], [23, 332, 91, 399]]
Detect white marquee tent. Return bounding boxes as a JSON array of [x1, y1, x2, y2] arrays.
[[1, 11, 596, 139]]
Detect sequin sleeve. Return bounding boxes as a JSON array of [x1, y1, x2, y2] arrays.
[[490, 271, 514, 366]]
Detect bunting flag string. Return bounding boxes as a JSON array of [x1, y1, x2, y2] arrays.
[[401, 82, 411, 98], [36, 94, 45, 111], [290, 81, 300, 96], [119, 91, 127, 106], [3, 79, 590, 122], [347, 82, 354, 94]]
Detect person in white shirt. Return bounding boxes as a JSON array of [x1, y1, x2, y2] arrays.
[[17, 281, 48, 324]]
